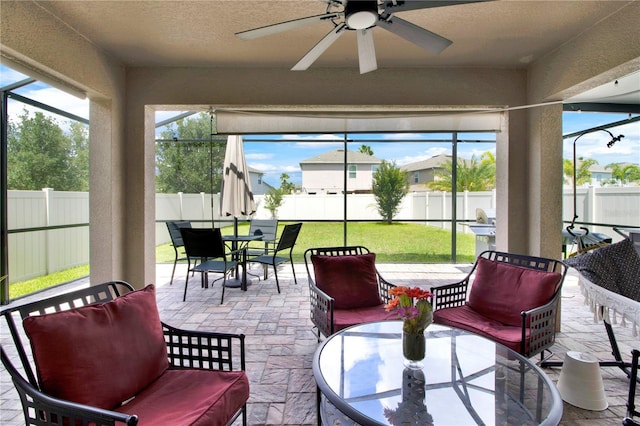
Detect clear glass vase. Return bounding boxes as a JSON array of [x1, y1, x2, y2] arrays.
[[402, 330, 426, 370]]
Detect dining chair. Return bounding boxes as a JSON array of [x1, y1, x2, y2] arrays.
[[246, 219, 279, 258], [180, 227, 239, 304], [166, 220, 192, 285], [247, 222, 302, 293]]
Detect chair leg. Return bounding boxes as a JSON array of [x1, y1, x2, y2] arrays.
[[170, 259, 177, 285], [273, 266, 281, 293], [290, 258, 297, 284], [183, 273, 190, 302], [220, 273, 226, 304]]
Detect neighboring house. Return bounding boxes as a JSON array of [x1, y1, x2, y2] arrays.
[[248, 166, 271, 195], [587, 163, 613, 186], [401, 154, 452, 192], [299, 149, 383, 194]]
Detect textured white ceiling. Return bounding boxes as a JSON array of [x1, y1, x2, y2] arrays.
[[33, 0, 639, 103]]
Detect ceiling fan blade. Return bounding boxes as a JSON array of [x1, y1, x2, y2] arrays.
[[357, 29, 377, 74], [377, 15, 452, 54], [292, 23, 346, 71], [381, 0, 491, 15], [236, 13, 341, 40]]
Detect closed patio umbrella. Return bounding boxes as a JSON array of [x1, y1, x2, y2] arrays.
[[220, 135, 256, 287], [221, 135, 256, 226]]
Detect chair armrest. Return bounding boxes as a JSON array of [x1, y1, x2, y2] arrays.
[[377, 274, 396, 304], [162, 323, 246, 371], [430, 278, 470, 310], [1, 346, 138, 426], [520, 292, 561, 358], [308, 284, 334, 338]]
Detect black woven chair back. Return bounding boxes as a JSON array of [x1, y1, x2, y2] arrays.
[[166, 220, 191, 247], [180, 227, 226, 259], [275, 223, 302, 252]]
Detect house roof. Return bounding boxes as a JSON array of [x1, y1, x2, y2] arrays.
[[401, 155, 453, 172], [300, 149, 383, 165]]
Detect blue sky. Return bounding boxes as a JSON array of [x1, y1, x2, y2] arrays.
[[2, 64, 638, 187]]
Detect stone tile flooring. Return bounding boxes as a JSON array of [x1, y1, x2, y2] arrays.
[[1, 262, 638, 425]]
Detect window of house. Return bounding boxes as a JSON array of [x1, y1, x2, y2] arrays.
[[258, 175, 262, 185], [348, 164, 357, 179], [413, 171, 419, 184]]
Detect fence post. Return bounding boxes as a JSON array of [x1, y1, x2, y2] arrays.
[[178, 192, 184, 219], [42, 188, 53, 275], [587, 186, 596, 225], [441, 191, 447, 230]]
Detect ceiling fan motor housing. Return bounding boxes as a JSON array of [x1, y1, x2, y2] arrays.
[[345, 0, 378, 30]]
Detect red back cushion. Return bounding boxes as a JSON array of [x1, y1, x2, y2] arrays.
[[23, 284, 169, 409], [467, 257, 562, 327], [311, 253, 382, 309]]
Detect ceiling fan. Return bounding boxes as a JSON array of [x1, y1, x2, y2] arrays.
[[236, 0, 491, 74]]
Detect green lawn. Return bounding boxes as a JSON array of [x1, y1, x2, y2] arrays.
[[10, 222, 475, 299], [158, 221, 475, 263]]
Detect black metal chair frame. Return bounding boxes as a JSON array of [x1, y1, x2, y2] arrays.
[[0, 280, 247, 426], [623, 349, 640, 426], [180, 227, 241, 304], [245, 219, 279, 258], [247, 222, 302, 293], [430, 250, 568, 362], [165, 220, 192, 285], [303, 245, 396, 341]]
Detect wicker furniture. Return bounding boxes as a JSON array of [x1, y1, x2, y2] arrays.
[[304, 245, 397, 341], [431, 250, 568, 361], [0, 281, 248, 426]]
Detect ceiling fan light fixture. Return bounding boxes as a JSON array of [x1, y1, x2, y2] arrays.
[[345, 1, 378, 30]]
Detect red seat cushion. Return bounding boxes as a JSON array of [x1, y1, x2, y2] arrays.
[[23, 285, 169, 409], [115, 369, 250, 426], [311, 253, 382, 309], [433, 305, 527, 353], [333, 305, 398, 333], [467, 257, 561, 327]]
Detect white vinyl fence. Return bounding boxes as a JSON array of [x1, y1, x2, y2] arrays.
[[7, 187, 639, 282]]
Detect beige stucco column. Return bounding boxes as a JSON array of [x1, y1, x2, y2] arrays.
[[526, 104, 564, 259]]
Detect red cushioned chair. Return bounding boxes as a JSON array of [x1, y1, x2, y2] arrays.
[[430, 250, 568, 362], [0, 281, 249, 426], [304, 246, 398, 341]]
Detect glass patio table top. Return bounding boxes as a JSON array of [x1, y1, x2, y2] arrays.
[[313, 321, 563, 426]]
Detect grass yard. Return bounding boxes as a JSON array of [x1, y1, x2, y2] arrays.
[[10, 222, 475, 299], [158, 221, 476, 264]]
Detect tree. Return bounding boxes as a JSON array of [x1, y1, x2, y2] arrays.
[[279, 173, 295, 195], [7, 109, 86, 191], [68, 121, 90, 191], [372, 160, 409, 224], [264, 173, 295, 218], [156, 113, 226, 193], [605, 163, 640, 185], [428, 153, 495, 192], [264, 187, 283, 219], [563, 157, 597, 187], [359, 144, 374, 156]]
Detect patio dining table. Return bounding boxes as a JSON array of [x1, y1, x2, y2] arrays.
[[222, 234, 262, 291]]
